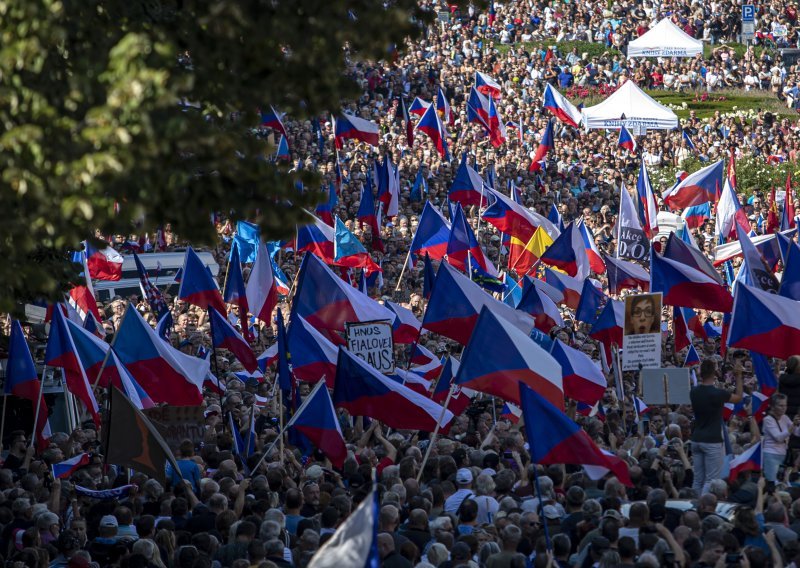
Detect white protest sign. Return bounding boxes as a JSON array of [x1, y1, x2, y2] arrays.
[[345, 320, 395, 374], [622, 293, 663, 371]]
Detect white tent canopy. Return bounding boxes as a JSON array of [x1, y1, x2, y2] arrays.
[[580, 80, 678, 132], [627, 18, 703, 58]]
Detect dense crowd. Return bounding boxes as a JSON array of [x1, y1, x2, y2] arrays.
[[7, 1, 800, 567]]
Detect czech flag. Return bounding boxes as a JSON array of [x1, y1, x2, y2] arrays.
[[296, 211, 336, 263], [356, 170, 384, 254], [539, 221, 590, 279], [83, 312, 105, 339], [500, 403, 522, 424], [224, 245, 251, 340], [673, 306, 708, 352], [752, 352, 778, 396], [408, 201, 451, 266], [716, 177, 750, 240], [44, 309, 101, 426], [636, 160, 659, 239], [528, 119, 554, 172], [286, 381, 347, 468], [455, 307, 563, 408], [409, 97, 431, 116], [665, 232, 723, 283], [651, 252, 733, 312], [446, 203, 496, 275], [448, 153, 488, 208], [467, 86, 491, 131], [315, 183, 338, 226], [544, 268, 584, 310], [261, 106, 288, 138], [423, 262, 534, 345], [431, 357, 475, 416], [728, 283, 800, 359], [398, 96, 414, 147], [6, 320, 51, 449], [662, 159, 724, 210], [578, 220, 605, 274], [410, 343, 443, 381], [390, 368, 431, 397], [487, 95, 507, 148], [257, 343, 278, 372], [525, 274, 566, 305], [275, 135, 290, 161], [52, 453, 90, 479], [209, 308, 258, 373], [333, 113, 379, 148], [62, 315, 118, 388], [436, 86, 455, 125], [604, 255, 650, 295], [385, 300, 422, 344], [780, 242, 800, 301], [682, 202, 712, 230], [178, 247, 225, 313], [483, 187, 560, 243], [729, 442, 762, 480], [551, 339, 607, 406], [683, 344, 700, 367], [288, 314, 337, 387], [245, 241, 279, 324], [292, 253, 394, 343], [542, 83, 581, 128], [333, 348, 455, 432], [588, 300, 625, 359], [84, 241, 123, 281], [516, 280, 564, 333], [114, 305, 209, 405], [415, 103, 449, 159], [474, 71, 503, 99], [617, 125, 636, 152], [575, 279, 608, 325], [108, 349, 155, 410], [519, 383, 631, 485]]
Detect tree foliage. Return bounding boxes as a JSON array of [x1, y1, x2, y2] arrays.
[[0, 0, 466, 311]]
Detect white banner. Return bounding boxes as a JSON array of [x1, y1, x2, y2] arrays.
[[345, 320, 395, 374]]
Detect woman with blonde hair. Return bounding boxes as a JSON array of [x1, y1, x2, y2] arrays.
[[133, 538, 167, 568]]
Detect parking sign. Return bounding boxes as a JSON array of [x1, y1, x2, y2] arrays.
[[742, 4, 755, 22]]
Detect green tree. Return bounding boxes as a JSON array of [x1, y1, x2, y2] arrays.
[[0, 0, 466, 311]]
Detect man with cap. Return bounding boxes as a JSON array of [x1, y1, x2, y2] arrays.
[[88, 515, 126, 566], [444, 468, 475, 514]]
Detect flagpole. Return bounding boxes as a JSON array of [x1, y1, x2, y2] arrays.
[[206, 310, 224, 397], [531, 461, 552, 551], [249, 381, 324, 477], [393, 248, 414, 292], [278, 389, 285, 460], [416, 385, 455, 483], [91, 302, 130, 392], [29, 367, 47, 450], [0, 395, 8, 457]]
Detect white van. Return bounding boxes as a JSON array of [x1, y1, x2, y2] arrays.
[[93, 250, 220, 302]]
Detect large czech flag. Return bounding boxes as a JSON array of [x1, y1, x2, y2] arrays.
[[455, 307, 563, 409], [333, 348, 454, 432], [423, 261, 534, 345], [651, 252, 733, 312], [727, 283, 800, 360]]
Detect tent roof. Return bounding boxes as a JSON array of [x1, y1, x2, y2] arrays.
[[627, 18, 703, 58], [580, 80, 678, 132]]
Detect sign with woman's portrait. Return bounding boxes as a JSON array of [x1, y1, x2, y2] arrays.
[[622, 292, 663, 370]]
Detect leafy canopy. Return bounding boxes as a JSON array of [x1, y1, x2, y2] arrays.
[[0, 0, 468, 311]]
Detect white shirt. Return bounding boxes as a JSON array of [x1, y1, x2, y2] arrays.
[[444, 488, 474, 515]]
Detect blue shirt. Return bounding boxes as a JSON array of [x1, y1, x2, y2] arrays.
[[167, 459, 202, 493]]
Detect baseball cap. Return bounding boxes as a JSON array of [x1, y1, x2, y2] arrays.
[[100, 515, 118, 528], [306, 465, 324, 481], [456, 468, 473, 484]]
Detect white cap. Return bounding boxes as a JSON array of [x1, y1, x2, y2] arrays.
[[456, 468, 473, 484]]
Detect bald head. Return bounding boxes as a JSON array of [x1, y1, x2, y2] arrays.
[[409, 508, 428, 529]]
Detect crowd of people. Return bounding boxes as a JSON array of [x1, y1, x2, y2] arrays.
[[7, 1, 800, 567]]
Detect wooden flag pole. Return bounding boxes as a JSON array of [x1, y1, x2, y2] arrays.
[[394, 248, 414, 292], [0, 395, 8, 456], [415, 385, 455, 483], [29, 367, 47, 450]]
